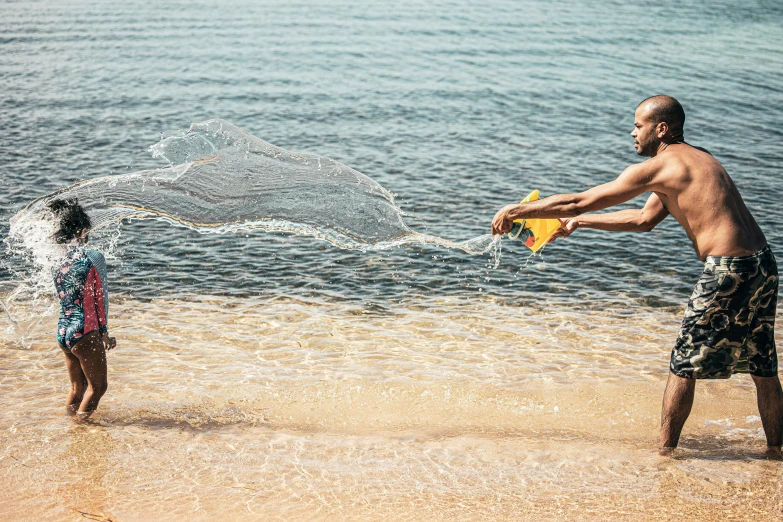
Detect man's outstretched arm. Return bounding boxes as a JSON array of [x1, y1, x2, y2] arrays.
[[548, 193, 669, 242], [491, 162, 661, 235]]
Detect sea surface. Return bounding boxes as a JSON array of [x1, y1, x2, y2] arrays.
[[1, 0, 783, 520]]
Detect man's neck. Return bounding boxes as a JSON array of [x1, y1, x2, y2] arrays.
[[650, 137, 685, 157]]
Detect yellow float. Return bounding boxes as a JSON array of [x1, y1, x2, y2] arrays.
[[507, 190, 562, 252]]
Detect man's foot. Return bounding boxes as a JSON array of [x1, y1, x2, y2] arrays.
[[658, 446, 677, 457], [764, 446, 782, 460]]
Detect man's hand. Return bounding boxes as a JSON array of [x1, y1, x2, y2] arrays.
[[491, 204, 521, 236], [547, 218, 579, 243], [102, 333, 117, 350]]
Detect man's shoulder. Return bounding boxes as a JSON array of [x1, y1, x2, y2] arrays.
[[688, 144, 712, 156], [659, 144, 727, 186], [629, 149, 691, 186], [632, 153, 676, 174], [657, 144, 715, 169]]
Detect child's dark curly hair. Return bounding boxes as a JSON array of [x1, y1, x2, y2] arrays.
[[47, 198, 92, 244]]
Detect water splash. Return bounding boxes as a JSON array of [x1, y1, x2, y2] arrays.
[[3, 120, 501, 337], [10, 119, 498, 254]]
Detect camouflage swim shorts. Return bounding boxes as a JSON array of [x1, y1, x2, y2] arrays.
[[670, 245, 778, 379]]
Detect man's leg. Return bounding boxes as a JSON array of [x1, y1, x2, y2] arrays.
[[660, 371, 696, 454], [751, 375, 783, 458], [70, 331, 108, 420], [62, 347, 87, 415]]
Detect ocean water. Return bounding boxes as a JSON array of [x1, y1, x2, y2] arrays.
[[1, 0, 783, 520]]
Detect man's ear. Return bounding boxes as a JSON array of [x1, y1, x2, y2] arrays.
[[656, 121, 669, 139]]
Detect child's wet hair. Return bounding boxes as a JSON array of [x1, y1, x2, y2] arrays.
[[47, 198, 92, 244]]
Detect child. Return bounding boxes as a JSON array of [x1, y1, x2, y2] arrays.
[[48, 199, 116, 420]]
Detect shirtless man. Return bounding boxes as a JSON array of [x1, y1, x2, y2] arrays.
[[491, 95, 781, 457]]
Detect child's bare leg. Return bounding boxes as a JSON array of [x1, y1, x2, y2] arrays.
[[61, 347, 87, 415], [70, 331, 108, 420]]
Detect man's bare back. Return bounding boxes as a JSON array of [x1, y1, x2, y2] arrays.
[[490, 95, 781, 457], [643, 143, 766, 260]]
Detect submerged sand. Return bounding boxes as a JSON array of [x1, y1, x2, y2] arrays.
[[1, 297, 781, 520]]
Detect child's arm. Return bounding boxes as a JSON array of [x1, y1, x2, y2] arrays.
[[91, 266, 109, 331], [84, 252, 116, 350]]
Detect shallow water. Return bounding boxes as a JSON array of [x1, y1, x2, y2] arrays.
[[2, 297, 782, 520], [2, 0, 783, 520]]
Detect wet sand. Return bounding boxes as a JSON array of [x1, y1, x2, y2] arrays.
[[1, 297, 781, 520]]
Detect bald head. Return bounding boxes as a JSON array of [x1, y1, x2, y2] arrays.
[[637, 95, 685, 140]]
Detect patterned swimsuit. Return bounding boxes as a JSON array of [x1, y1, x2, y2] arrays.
[[670, 246, 778, 379], [52, 247, 109, 349]]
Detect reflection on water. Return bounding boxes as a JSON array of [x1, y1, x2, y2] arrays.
[[1, 297, 781, 520]]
